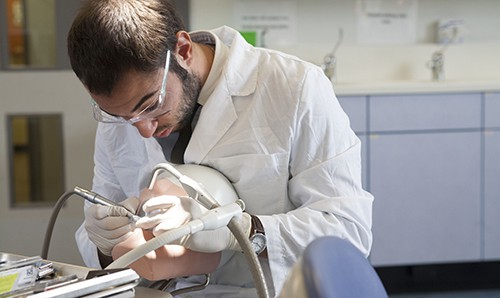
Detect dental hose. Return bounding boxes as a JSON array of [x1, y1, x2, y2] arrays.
[[41, 190, 78, 260], [41, 188, 105, 260], [42, 187, 137, 260], [227, 217, 270, 298], [106, 222, 196, 269]]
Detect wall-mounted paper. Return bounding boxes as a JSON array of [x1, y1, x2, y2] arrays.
[[356, 0, 417, 45], [233, 0, 297, 47]]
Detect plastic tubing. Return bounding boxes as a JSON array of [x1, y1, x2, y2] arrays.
[[106, 202, 242, 269], [106, 219, 203, 269], [41, 190, 77, 260], [227, 217, 270, 298]]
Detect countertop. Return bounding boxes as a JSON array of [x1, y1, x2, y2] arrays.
[[279, 42, 500, 96], [333, 79, 500, 96]]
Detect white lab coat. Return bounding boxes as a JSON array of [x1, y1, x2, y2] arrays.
[[76, 26, 373, 297]]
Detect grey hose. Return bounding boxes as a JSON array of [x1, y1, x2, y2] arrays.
[[227, 218, 270, 298], [41, 190, 77, 260], [106, 222, 194, 269]]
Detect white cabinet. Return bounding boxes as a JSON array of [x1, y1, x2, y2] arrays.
[[369, 93, 481, 131], [338, 92, 492, 266], [369, 132, 481, 265], [484, 92, 500, 260], [337, 96, 367, 133], [338, 96, 368, 189], [369, 93, 482, 265]]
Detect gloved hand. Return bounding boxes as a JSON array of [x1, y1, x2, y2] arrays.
[[135, 195, 252, 253], [84, 196, 140, 256]]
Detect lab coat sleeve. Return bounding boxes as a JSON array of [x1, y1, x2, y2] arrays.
[[75, 123, 127, 269], [262, 67, 373, 292], [75, 123, 166, 268]]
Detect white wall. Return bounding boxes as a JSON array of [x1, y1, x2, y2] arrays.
[[191, 0, 500, 83], [191, 0, 500, 45], [0, 71, 96, 266]]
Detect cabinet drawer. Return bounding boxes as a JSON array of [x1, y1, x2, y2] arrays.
[[338, 96, 367, 133], [485, 92, 500, 128], [370, 93, 481, 132], [484, 130, 500, 259]]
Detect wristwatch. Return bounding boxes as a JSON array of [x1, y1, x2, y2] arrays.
[[249, 215, 267, 255]]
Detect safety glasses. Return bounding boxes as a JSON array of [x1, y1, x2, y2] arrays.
[[91, 50, 171, 124]]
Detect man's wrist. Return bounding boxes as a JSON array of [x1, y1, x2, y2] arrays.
[[249, 215, 267, 256]]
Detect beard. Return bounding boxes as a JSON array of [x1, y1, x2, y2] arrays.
[[176, 70, 202, 130], [155, 69, 202, 136]]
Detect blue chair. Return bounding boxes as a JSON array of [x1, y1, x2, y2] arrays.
[[280, 236, 387, 298]]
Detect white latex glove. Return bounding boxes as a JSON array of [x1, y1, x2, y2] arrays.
[[135, 195, 252, 253], [84, 196, 140, 256]]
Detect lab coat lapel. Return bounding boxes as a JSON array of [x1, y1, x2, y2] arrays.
[[185, 89, 237, 164], [184, 26, 258, 164]]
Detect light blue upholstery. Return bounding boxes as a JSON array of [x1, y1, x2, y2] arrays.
[[301, 236, 388, 298]]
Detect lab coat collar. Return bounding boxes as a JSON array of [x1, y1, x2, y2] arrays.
[[191, 26, 258, 98], [185, 26, 258, 163]]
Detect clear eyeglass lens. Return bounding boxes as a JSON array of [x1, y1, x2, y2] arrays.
[[91, 92, 169, 124], [91, 101, 128, 124], [90, 50, 170, 124]]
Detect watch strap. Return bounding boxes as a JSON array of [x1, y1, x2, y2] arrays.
[[250, 215, 265, 237]]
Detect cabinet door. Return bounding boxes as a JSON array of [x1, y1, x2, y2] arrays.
[[369, 132, 481, 266], [338, 96, 368, 188], [485, 92, 500, 128], [337, 96, 367, 134], [370, 93, 481, 132], [484, 130, 500, 259], [359, 135, 368, 190], [484, 92, 500, 260]]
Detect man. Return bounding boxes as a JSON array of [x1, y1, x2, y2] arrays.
[[68, 0, 373, 296]]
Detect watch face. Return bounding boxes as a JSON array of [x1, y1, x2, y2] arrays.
[[251, 233, 267, 255]]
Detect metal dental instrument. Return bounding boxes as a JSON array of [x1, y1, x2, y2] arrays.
[[73, 186, 140, 221]]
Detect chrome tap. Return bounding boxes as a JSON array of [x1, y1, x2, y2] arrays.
[[427, 27, 458, 81], [429, 51, 445, 81], [321, 28, 343, 83]]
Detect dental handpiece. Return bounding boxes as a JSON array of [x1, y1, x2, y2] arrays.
[[74, 186, 140, 221]]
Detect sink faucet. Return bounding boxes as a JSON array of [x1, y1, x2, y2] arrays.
[[429, 51, 445, 81], [321, 28, 343, 83], [427, 27, 458, 81], [322, 54, 337, 82]]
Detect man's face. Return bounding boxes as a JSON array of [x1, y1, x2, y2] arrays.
[[90, 66, 202, 139]]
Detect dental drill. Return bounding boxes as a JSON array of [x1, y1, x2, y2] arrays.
[[73, 186, 140, 222], [41, 187, 139, 260]]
